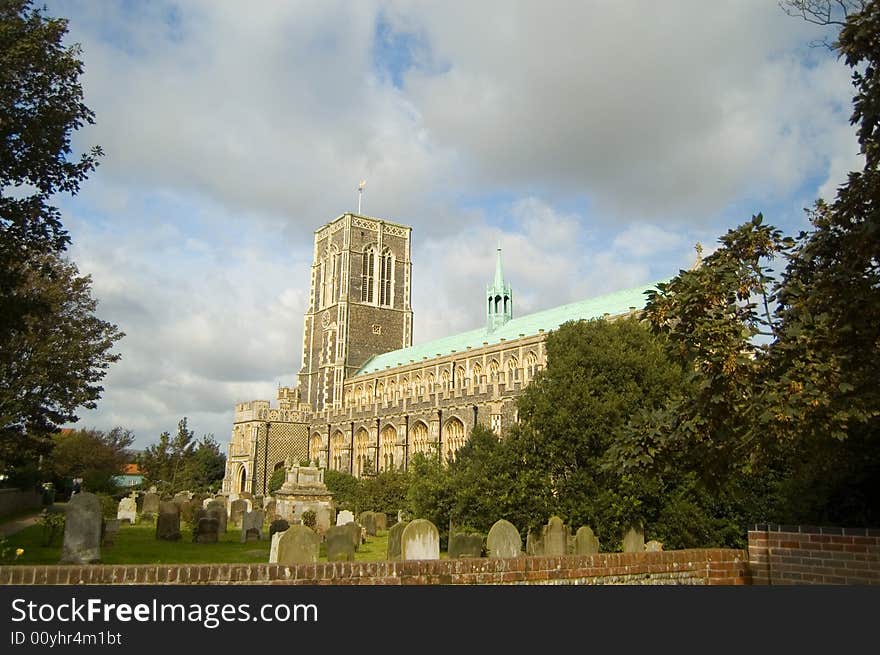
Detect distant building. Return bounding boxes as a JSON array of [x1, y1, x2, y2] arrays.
[[112, 463, 145, 489], [222, 212, 660, 495]]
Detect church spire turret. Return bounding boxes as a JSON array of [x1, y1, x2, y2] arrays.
[[487, 243, 513, 332]]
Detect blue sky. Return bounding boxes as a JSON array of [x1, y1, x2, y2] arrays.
[[44, 1, 860, 450]]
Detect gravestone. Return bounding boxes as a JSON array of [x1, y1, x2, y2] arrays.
[[264, 499, 277, 522], [336, 510, 355, 526], [274, 466, 334, 532], [324, 525, 356, 561], [386, 521, 408, 560], [229, 499, 248, 528], [401, 519, 439, 560], [141, 492, 160, 517], [268, 530, 284, 563], [575, 526, 600, 555], [342, 521, 362, 550], [60, 492, 102, 564], [194, 517, 220, 544], [487, 520, 522, 559], [544, 516, 568, 556], [206, 499, 227, 533], [374, 512, 387, 532], [449, 532, 484, 558], [116, 496, 137, 524], [623, 527, 645, 553], [173, 491, 192, 506], [359, 511, 378, 536], [102, 518, 120, 547], [156, 501, 181, 541], [240, 509, 265, 543], [645, 540, 663, 552], [269, 519, 290, 539], [274, 525, 320, 564], [134, 493, 144, 514], [526, 529, 543, 556]]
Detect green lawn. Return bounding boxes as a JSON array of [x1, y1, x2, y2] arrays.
[[4, 519, 392, 565]]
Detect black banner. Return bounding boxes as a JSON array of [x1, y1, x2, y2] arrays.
[[0, 584, 874, 651]]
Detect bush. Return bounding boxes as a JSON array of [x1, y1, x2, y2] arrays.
[[39, 507, 65, 547], [93, 492, 118, 518], [268, 467, 286, 494]]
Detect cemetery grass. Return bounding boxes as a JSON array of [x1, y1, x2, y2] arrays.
[[5, 522, 392, 565]]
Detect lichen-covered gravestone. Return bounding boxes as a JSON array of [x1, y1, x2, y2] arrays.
[[102, 518, 120, 547], [575, 526, 600, 555], [449, 532, 484, 558], [141, 492, 160, 518], [401, 519, 439, 560], [206, 499, 227, 534], [373, 512, 387, 532], [623, 527, 645, 553], [229, 499, 248, 528], [240, 509, 265, 543], [645, 539, 663, 552], [544, 516, 568, 556], [359, 511, 378, 536], [156, 501, 181, 541], [487, 519, 522, 559], [324, 525, 356, 561], [194, 517, 220, 544], [60, 492, 102, 564], [117, 496, 137, 524], [274, 525, 320, 564], [386, 521, 408, 561]]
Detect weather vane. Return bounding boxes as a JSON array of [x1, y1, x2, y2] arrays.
[[357, 180, 366, 214]]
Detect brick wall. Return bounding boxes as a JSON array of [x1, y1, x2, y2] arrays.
[[748, 524, 880, 585], [0, 549, 749, 585]]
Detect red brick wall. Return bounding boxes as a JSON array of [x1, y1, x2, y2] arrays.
[[0, 549, 749, 585], [748, 524, 880, 585]]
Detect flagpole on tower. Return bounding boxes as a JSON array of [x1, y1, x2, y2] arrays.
[[357, 180, 366, 214]]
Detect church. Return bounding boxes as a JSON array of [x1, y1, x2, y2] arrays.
[[221, 212, 660, 496]]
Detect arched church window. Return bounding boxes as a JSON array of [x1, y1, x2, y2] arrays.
[[379, 248, 393, 307], [456, 366, 466, 388], [361, 247, 375, 302], [507, 357, 519, 382], [441, 369, 450, 390], [443, 417, 467, 462], [409, 421, 431, 460], [472, 362, 482, 385], [489, 360, 499, 382], [380, 425, 397, 471]]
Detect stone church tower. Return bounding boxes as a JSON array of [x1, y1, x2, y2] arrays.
[[297, 213, 413, 412]]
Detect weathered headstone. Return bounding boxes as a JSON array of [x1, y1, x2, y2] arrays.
[[274, 525, 320, 564], [386, 521, 409, 560], [141, 492, 160, 517], [194, 517, 220, 544], [324, 525, 356, 561], [623, 527, 645, 553], [156, 501, 181, 541], [102, 518, 120, 547], [342, 521, 362, 550], [401, 519, 439, 561], [487, 519, 522, 559], [206, 499, 227, 533], [359, 511, 378, 536], [373, 512, 387, 532], [544, 516, 568, 556], [117, 496, 137, 524], [134, 493, 144, 514], [645, 539, 663, 552], [269, 519, 290, 538], [60, 492, 102, 564], [229, 499, 248, 528], [240, 509, 265, 543], [449, 532, 484, 558], [268, 530, 284, 563], [336, 509, 355, 526], [526, 529, 543, 556], [575, 526, 600, 555]]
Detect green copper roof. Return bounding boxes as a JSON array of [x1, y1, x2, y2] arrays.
[[492, 244, 506, 290], [355, 279, 665, 375]]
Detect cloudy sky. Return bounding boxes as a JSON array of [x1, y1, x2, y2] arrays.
[[49, 0, 860, 450]]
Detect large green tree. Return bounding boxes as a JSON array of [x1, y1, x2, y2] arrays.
[[44, 426, 134, 495], [616, 1, 880, 527], [0, 0, 119, 472], [137, 418, 225, 494]]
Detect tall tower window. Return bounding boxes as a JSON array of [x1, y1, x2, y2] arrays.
[[361, 248, 375, 302], [379, 248, 393, 307]]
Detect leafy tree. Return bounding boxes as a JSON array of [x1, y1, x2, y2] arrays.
[[268, 466, 286, 494], [0, 254, 123, 472], [616, 1, 880, 527], [0, 0, 119, 473], [323, 469, 361, 512], [137, 418, 225, 494], [44, 426, 134, 495], [359, 468, 411, 518]]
